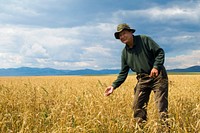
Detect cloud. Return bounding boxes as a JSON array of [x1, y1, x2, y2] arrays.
[[0, 0, 199, 70], [21, 43, 49, 58], [0, 23, 121, 69], [112, 2, 200, 30], [0, 0, 121, 27], [144, 6, 200, 24], [157, 31, 200, 53], [82, 45, 111, 59], [0, 53, 23, 68], [166, 50, 200, 69]]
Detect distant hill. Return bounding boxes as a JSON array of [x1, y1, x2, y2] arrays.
[[167, 65, 200, 72], [66, 69, 120, 75], [0, 67, 70, 76], [0, 67, 120, 76], [0, 65, 199, 76]]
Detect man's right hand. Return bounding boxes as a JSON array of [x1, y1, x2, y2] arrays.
[[104, 86, 114, 96]]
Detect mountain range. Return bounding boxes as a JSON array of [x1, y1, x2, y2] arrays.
[[0, 66, 199, 76], [0, 67, 120, 76]]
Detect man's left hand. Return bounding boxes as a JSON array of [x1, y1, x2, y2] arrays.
[[149, 68, 158, 78]]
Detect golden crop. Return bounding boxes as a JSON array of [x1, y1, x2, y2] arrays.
[[0, 75, 199, 133]]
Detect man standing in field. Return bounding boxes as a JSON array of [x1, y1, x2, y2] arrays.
[[104, 23, 168, 123]]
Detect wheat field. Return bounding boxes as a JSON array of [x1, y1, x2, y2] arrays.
[[0, 74, 199, 133]]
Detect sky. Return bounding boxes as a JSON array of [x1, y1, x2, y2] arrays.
[[0, 0, 200, 70]]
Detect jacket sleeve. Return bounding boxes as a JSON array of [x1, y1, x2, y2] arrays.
[[145, 36, 165, 70], [112, 49, 129, 89], [153, 48, 165, 70]]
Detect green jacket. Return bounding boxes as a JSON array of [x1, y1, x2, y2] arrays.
[[112, 35, 165, 88]]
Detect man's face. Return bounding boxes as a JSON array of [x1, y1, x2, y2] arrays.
[[118, 30, 133, 44]]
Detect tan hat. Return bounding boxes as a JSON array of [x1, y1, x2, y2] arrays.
[[114, 23, 135, 39]]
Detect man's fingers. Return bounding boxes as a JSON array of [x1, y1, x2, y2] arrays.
[[104, 91, 110, 96], [104, 92, 110, 96], [155, 72, 158, 76], [149, 72, 153, 77], [104, 87, 113, 96], [149, 68, 158, 78], [149, 72, 154, 77]]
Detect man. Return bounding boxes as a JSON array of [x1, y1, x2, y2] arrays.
[[104, 23, 168, 123]]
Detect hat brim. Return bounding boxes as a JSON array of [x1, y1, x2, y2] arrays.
[[114, 29, 135, 39]]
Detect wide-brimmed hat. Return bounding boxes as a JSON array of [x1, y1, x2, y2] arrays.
[[114, 23, 135, 39]]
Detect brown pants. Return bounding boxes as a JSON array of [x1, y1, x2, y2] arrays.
[[133, 67, 168, 121]]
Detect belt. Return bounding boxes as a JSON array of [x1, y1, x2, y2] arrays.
[[136, 73, 149, 79]]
